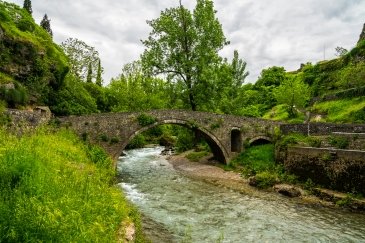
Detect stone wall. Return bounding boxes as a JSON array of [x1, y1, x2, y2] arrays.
[[281, 123, 365, 136], [4, 107, 51, 131], [284, 147, 365, 194]]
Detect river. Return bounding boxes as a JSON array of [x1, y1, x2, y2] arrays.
[[117, 147, 365, 243]]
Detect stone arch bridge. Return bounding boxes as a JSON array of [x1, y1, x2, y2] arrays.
[[59, 110, 280, 164]]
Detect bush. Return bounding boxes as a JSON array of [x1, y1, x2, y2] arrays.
[[137, 113, 156, 126], [329, 136, 349, 149], [307, 137, 322, 148], [126, 134, 146, 149], [254, 171, 277, 189]]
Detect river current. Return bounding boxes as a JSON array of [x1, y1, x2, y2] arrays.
[[117, 147, 365, 243]]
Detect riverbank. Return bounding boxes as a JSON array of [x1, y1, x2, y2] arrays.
[[166, 151, 365, 212]]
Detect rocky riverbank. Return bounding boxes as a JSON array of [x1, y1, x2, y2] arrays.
[[165, 152, 365, 212]]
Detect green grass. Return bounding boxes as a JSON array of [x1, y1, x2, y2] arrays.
[[263, 104, 306, 123], [311, 97, 365, 123], [0, 128, 145, 242], [185, 151, 209, 162], [230, 144, 276, 176]]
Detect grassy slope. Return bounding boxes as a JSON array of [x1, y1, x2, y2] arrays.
[[263, 41, 365, 124], [0, 128, 144, 242]]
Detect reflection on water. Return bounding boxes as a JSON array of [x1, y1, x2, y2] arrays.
[[117, 147, 365, 243]]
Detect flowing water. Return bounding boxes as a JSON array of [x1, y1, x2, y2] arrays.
[[117, 147, 365, 243]]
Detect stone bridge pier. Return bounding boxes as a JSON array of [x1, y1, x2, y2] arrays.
[[59, 110, 279, 164]]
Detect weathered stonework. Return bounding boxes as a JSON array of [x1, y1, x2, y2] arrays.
[[59, 110, 280, 163], [284, 147, 365, 194], [280, 123, 365, 136], [4, 107, 52, 131]]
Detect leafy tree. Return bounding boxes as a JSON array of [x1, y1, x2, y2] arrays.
[[96, 59, 103, 86], [23, 0, 32, 15], [231, 50, 249, 87], [61, 38, 101, 82], [106, 61, 169, 112], [255, 66, 286, 88], [253, 66, 287, 110], [40, 14, 53, 38], [141, 0, 228, 111], [86, 62, 92, 83], [273, 76, 310, 117]]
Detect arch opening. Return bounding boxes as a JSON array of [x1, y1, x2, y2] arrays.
[[249, 136, 272, 146], [231, 129, 242, 153], [121, 120, 229, 164]]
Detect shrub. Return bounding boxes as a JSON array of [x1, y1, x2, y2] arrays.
[[137, 113, 156, 126], [307, 137, 322, 148], [329, 136, 349, 149], [99, 134, 109, 142], [110, 137, 120, 144], [254, 171, 277, 189], [126, 134, 146, 149]]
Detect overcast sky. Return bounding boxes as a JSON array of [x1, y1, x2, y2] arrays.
[[5, 0, 365, 83]]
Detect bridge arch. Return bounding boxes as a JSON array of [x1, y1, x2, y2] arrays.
[[249, 136, 272, 146], [121, 119, 229, 164]]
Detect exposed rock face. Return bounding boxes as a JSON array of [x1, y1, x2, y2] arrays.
[[273, 184, 303, 198], [358, 23, 365, 44]]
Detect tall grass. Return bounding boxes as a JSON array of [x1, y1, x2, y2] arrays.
[[0, 128, 144, 242], [312, 97, 365, 123]]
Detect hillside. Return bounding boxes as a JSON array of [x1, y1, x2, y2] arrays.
[[0, 1, 69, 106], [264, 26, 365, 124]]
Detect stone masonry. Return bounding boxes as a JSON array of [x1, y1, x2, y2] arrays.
[[59, 110, 280, 163]]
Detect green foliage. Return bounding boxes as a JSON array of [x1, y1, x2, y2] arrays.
[[141, 0, 228, 111], [126, 134, 146, 149], [86, 62, 93, 83], [40, 14, 52, 38], [0, 82, 28, 108], [0, 1, 69, 106], [107, 61, 170, 112], [307, 137, 322, 148], [48, 75, 98, 115], [329, 136, 349, 149], [0, 128, 144, 242], [175, 128, 195, 152], [99, 134, 109, 142], [137, 113, 157, 126], [22, 0, 32, 15], [311, 97, 365, 123], [254, 171, 278, 189], [230, 144, 276, 176], [263, 104, 306, 123], [273, 76, 310, 118], [336, 194, 354, 207], [110, 137, 120, 144], [96, 59, 103, 86], [185, 151, 209, 162], [61, 38, 101, 82]]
